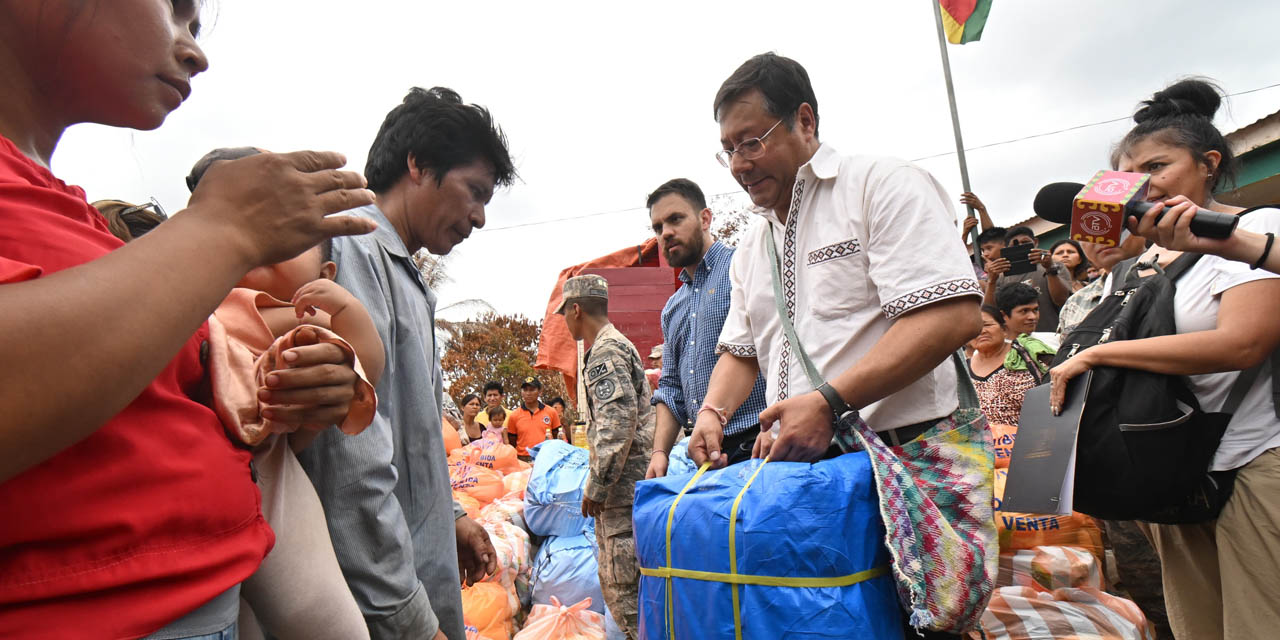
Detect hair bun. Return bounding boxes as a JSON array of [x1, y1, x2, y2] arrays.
[[1134, 78, 1223, 124]]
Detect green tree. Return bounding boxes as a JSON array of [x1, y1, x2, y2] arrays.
[[710, 192, 752, 247], [440, 312, 576, 423]]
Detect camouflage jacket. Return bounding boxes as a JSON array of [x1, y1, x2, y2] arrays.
[[582, 323, 655, 504]]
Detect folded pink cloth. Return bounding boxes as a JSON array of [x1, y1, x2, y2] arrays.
[[208, 288, 377, 446]]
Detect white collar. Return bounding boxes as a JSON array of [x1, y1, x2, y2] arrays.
[[746, 142, 841, 220]]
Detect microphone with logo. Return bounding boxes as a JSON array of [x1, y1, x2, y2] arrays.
[[1033, 170, 1239, 244]]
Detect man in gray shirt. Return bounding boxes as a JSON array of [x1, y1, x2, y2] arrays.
[[296, 87, 516, 640]]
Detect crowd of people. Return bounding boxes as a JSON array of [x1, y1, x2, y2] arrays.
[[1, 2, 1278, 640], [450, 379, 571, 455]]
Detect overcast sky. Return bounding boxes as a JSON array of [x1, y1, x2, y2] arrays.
[[53, 0, 1280, 321]]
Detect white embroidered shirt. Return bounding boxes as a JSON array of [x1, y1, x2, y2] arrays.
[[716, 144, 982, 431]]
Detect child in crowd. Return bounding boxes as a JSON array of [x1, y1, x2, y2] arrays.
[[192, 149, 383, 640], [486, 404, 510, 443]]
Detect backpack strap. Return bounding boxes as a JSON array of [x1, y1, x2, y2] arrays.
[[1008, 339, 1044, 385], [1272, 352, 1280, 419], [1223, 360, 1265, 416], [1111, 258, 1137, 289], [1160, 251, 1205, 283]]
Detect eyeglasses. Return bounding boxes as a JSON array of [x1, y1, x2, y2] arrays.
[[120, 197, 168, 220], [716, 119, 782, 168]]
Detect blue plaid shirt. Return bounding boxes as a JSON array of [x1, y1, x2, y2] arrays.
[[652, 241, 767, 436]]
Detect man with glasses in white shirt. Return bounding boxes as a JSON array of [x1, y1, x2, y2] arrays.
[[688, 53, 983, 639]]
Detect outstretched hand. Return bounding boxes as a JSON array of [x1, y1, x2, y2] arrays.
[[187, 150, 377, 269]]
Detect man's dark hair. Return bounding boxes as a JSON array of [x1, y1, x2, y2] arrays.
[[568, 297, 609, 318], [548, 397, 566, 408], [365, 87, 517, 193], [976, 227, 1007, 247], [483, 381, 504, 395], [713, 53, 820, 138], [646, 178, 707, 211], [1004, 226, 1036, 245], [995, 282, 1039, 319]]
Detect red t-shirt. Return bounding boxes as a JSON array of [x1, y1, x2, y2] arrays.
[[507, 402, 560, 456], [0, 137, 273, 639]]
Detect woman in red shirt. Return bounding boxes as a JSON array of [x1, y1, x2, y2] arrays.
[[0, 1, 377, 638]]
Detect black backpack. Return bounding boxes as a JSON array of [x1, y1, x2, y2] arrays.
[[1053, 252, 1254, 524]]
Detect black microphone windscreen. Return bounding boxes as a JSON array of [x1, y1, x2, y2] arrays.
[[1032, 182, 1084, 224]]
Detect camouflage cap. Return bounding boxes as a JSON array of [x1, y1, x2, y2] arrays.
[[555, 274, 609, 314]]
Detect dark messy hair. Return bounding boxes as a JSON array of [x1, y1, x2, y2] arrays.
[[547, 397, 566, 408], [713, 53, 820, 138], [365, 87, 516, 194], [1111, 78, 1238, 192], [1049, 238, 1091, 281], [980, 304, 1006, 327], [1004, 226, 1036, 245], [646, 178, 707, 211], [976, 227, 1007, 248], [995, 282, 1039, 319], [483, 381, 504, 395], [458, 393, 481, 409]]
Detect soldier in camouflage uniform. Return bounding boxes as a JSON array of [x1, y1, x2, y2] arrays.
[[556, 274, 654, 640]]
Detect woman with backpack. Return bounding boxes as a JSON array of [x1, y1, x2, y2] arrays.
[[1049, 78, 1280, 640]]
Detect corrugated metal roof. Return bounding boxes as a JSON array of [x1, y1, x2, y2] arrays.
[[1226, 109, 1280, 156]]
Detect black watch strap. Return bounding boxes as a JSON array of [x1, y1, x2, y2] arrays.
[[816, 382, 852, 421]]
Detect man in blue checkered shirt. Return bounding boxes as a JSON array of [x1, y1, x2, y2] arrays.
[[645, 178, 767, 478]]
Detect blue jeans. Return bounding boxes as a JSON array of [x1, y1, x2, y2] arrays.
[[174, 622, 237, 640]]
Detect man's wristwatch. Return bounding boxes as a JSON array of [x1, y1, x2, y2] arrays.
[[1044, 264, 1061, 276], [816, 382, 853, 422]]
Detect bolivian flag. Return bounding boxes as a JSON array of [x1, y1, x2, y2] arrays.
[[939, 0, 993, 44]]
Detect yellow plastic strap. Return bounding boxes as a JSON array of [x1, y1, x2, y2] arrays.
[[651, 458, 889, 638], [663, 463, 712, 639], [640, 564, 890, 588], [728, 458, 770, 640]]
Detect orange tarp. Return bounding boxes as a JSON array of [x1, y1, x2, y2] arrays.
[[535, 238, 659, 399]]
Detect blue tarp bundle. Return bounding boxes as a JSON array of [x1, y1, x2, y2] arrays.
[[666, 436, 698, 478], [634, 452, 903, 640], [530, 532, 606, 615], [525, 440, 593, 537]]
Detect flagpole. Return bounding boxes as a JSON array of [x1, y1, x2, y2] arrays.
[[931, 0, 982, 267]]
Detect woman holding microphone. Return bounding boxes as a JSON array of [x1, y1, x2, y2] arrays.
[[1050, 78, 1280, 639]]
